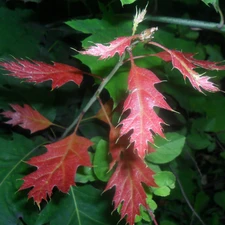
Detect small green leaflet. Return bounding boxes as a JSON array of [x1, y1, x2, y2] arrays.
[[120, 0, 136, 6], [153, 171, 176, 197], [93, 139, 112, 182], [214, 191, 225, 210], [202, 0, 220, 12]]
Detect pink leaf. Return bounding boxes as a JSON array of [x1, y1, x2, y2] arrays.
[[151, 43, 220, 93], [119, 60, 173, 158], [80, 36, 133, 59]]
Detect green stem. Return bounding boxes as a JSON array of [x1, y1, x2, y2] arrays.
[[146, 15, 225, 32], [61, 53, 126, 139], [119, 13, 225, 32], [217, 4, 224, 28], [169, 165, 206, 225]]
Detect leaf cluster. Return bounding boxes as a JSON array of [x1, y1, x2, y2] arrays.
[[1, 1, 225, 225]]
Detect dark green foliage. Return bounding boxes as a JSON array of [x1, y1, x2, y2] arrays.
[[0, 0, 225, 225]]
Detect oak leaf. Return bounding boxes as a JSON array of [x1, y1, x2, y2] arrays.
[[1, 104, 53, 133], [0, 60, 84, 89], [80, 36, 133, 59], [105, 150, 156, 225], [151, 43, 221, 92], [155, 51, 225, 70], [120, 59, 173, 158], [19, 132, 92, 206]]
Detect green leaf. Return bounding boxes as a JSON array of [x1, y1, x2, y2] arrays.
[[202, 0, 220, 12], [220, 151, 225, 159], [68, 17, 132, 77], [214, 191, 225, 210], [161, 221, 178, 225], [147, 199, 157, 211], [135, 205, 152, 223], [162, 83, 225, 132], [0, 133, 45, 224], [120, 0, 136, 6], [66, 18, 133, 105], [23, 0, 42, 3], [154, 171, 176, 189], [75, 166, 97, 183], [105, 71, 128, 107], [0, 7, 44, 58], [93, 139, 112, 182], [154, 186, 171, 197], [146, 132, 186, 164], [187, 128, 211, 150], [194, 191, 210, 213], [154, 28, 198, 52], [152, 171, 176, 197], [205, 44, 224, 61], [35, 185, 118, 225], [145, 186, 158, 211]]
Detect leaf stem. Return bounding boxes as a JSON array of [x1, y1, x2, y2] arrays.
[[61, 53, 126, 139], [169, 165, 206, 225], [97, 97, 113, 128], [217, 4, 224, 28], [148, 209, 159, 225]]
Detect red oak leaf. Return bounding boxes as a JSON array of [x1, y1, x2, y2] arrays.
[[119, 59, 173, 158], [183, 53, 225, 70], [151, 43, 220, 92], [80, 36, 133, 59], [95, 99, 113, 124], [105, 150, 157, 225], [155, 51, 225, 71], [1, 104, 53, 133], [109, 126, 131, 170], [0, 60, 84, 89], [19, 132, 92, 206]]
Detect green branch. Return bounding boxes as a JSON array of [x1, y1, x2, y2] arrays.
[[61, 53, 126, 139], [119, 13, 225, 32], [146, 15, 225, 33]]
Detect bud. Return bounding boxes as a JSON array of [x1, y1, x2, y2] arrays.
[[139, 27, 158, 41], [132, 3, 148, 35]]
